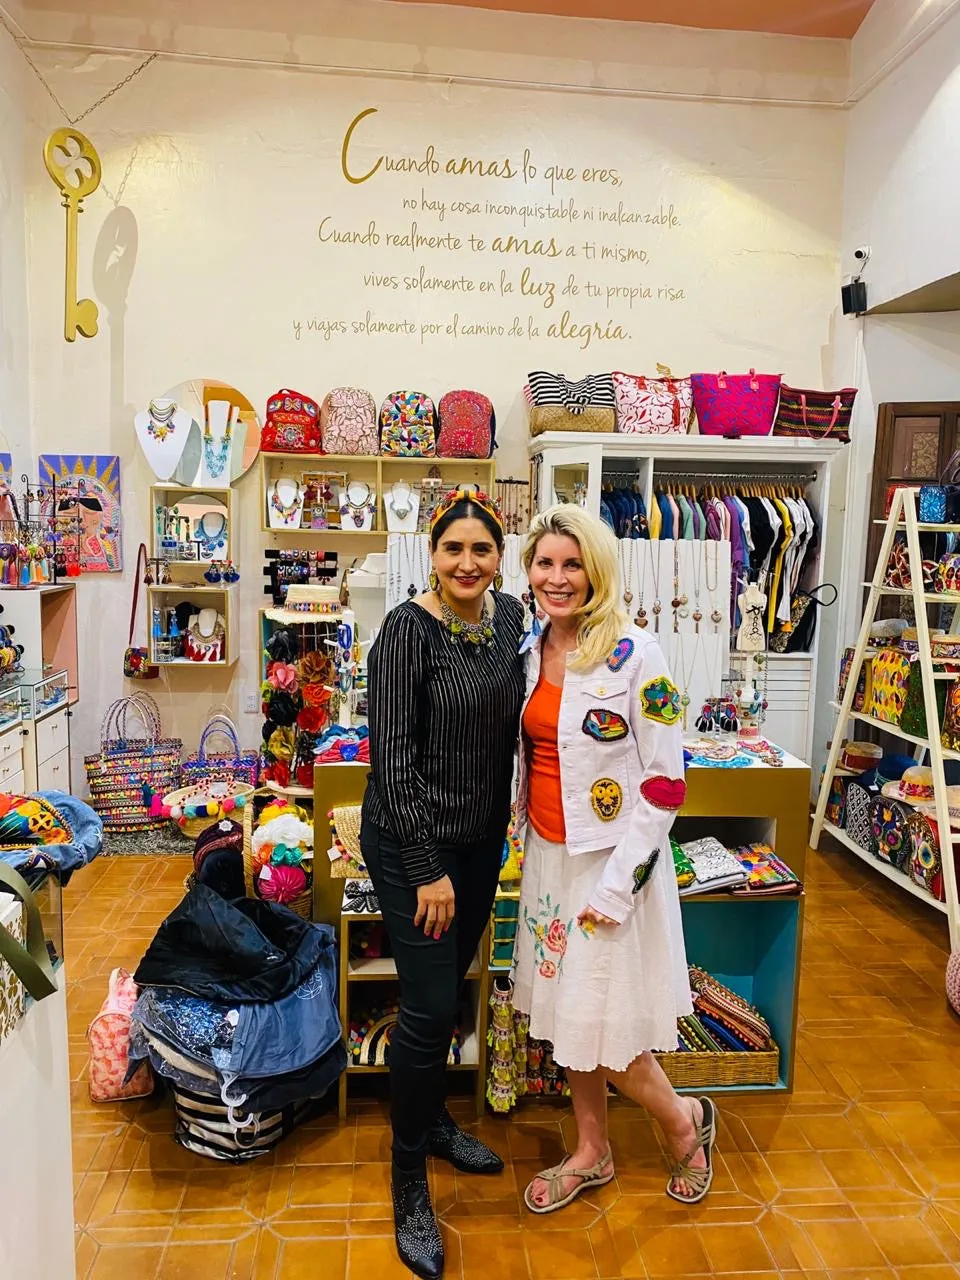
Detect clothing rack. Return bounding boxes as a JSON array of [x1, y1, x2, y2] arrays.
[[603, 471, 643, 487], [655, 471, 817, 485]]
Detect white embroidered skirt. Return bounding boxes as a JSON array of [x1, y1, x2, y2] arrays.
[[512, 828, 693, 1073]]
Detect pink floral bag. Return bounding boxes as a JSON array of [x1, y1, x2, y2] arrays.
[[691, 369, 782, 439], [86, 967, 153, 1103], [613, 369, 693, 435]]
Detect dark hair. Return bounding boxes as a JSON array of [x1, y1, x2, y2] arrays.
[[430, 499, 504, 552]]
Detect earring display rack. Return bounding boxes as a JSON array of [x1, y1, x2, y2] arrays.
[[259, 453, 496, 537]]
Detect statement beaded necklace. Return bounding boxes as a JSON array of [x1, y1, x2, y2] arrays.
[[439, 596, 494, 648]]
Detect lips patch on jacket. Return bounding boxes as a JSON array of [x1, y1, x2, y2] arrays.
[[582, 708, 629, 742], [640, 775, 686, 811]]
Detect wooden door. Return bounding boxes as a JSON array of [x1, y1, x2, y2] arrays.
[[865, 402, 960, 588]]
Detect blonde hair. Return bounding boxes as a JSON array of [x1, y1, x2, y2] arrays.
[[521, 504, 629, 671]]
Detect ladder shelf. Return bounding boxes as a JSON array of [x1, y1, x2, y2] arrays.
[[810, 487, 960, 947]]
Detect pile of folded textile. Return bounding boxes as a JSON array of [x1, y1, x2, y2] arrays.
[[675, 966, 774, 1054], [131, 884, 345, 1161]]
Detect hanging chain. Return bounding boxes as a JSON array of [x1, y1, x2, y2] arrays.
[[0, 10, 158, 125]]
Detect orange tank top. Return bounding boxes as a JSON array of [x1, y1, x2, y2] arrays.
[[522, 674, 566, 844]]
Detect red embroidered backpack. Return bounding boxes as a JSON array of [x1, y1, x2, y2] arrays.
[[436, 390, 495, 458], [262, 389, 321, 453]]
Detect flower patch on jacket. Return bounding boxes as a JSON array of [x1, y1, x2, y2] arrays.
[[606, 637, 634, 671], [640, 676, 681, 726], [640, 775, 686, 811], [582, 708, 629, 742], [590, 777, 623, 821]]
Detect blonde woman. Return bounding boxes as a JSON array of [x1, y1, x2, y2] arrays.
[[512, 504, 717, 1213]]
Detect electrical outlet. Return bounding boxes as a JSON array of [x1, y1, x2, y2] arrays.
[[243, 691, 260, 714]]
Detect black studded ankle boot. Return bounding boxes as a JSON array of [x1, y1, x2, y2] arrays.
[[391, 1164, 444, 1280], [427, 1106, 504, 1175]]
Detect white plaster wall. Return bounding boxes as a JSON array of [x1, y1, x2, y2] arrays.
[[0, 23, 32, 472], [15, 3, 847, 774]]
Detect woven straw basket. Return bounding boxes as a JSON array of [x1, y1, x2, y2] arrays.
[[329, 804, 364, 880], [162, 780, 255, 841]]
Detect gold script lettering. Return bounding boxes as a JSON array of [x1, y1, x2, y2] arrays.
[[341, 107, 383, 185]]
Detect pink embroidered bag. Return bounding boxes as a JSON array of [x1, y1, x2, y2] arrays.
[[691, 369, 782, 439], [86, 967, 153, 1103], [437, 390, 495, 458], [613, 369, 693, 435], [320, 387, 379, 455]]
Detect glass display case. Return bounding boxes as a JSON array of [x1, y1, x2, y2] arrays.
[[15, 669, 69, 721], [0, 684, 23, 734]]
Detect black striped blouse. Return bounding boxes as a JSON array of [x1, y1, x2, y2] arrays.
[[363, 593, 526, 886]]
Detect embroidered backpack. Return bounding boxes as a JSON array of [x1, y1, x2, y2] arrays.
[[436, 390, 495, 458], [320, 387, 378, 456], [869, 796, 911, 870], [262, 389, 321, 453], [379, 391, 437, 457], [907, 811, 944, 901]]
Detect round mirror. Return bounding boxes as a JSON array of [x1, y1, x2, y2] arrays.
[[134, 379, 261, 487]]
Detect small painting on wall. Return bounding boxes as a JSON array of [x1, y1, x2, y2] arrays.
[[38, 454, 123, 574]]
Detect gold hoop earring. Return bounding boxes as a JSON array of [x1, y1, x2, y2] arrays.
[[494, 571, 503, 592], [429, 569, 440, 593]]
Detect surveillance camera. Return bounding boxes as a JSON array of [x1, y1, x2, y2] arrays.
[[854, 245, 871, 262]]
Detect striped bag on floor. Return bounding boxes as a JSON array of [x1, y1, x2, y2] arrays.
[[172, 1086, 317, 1162]]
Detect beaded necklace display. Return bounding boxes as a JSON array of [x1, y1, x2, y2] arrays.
[[705, 540, 724, 631], [672, 540, 689, 634], [204, 415, 233, 478], [147, 399, 177, 442], [439, 596, 495, 648], [270, 480, 302, 525]]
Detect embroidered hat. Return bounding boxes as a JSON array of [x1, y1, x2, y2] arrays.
[[429, 485, 503, 534], [881, 765, 935, 805], [918, 785, 960, 830]]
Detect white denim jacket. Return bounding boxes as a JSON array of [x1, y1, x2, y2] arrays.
[[514, 624, 686, 924]]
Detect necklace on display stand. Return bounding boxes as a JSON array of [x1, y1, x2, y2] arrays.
[[501, 535, 523, 596], [690, 540, 704, 634], [147, 398, 177, 442], [617, 539, 632, 611], [672, 540, 689, 634], [196, 511, 228, 557], [386, 481, 419, 533], [634, 540, 647, 628], [648, 538, 662, 633], [705, 540, 724, 631], [674, 624, 702, 731], [340, 481, 375, 530], [203, 402, 236, 480], [269, 478, 303, 527]]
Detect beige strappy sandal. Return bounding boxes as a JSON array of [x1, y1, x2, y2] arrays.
[[666, 1096, 718, 1204], [523, 1151, 615, 1215]]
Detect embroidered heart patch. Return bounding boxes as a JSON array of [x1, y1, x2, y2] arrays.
[[582, 708, 629, 742], [640, 676, 681, 726], [640, 775, 687, 811], [606, 637, 634, 672]]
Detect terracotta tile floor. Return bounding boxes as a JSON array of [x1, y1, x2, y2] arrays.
[[66, 848, 960, 1279]]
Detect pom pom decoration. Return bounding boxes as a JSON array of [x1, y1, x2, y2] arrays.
[[257, 862, 308, 904]]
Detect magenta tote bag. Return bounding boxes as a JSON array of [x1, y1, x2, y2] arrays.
[[691, 370, 782, 439]]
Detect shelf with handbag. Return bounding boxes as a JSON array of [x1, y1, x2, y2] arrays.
[[811, 486, 960, 947]]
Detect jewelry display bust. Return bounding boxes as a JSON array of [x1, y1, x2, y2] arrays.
[[134, 398, 199, 482], [338, 481, 376, 532], [384, 481, 420, 533], [267, 476, 305, 530]]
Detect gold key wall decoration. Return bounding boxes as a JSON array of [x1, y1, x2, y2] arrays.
[[43, 127, 102, 343]]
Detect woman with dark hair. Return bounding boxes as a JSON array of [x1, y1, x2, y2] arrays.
[[360, 486, 525, 1279]]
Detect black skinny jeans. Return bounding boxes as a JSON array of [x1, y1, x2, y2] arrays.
[[359, 815, 503, 1172]]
